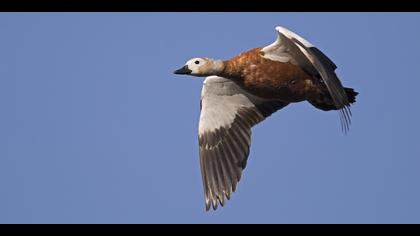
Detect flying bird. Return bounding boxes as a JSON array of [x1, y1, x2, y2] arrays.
[[174, 26, 358, 211]]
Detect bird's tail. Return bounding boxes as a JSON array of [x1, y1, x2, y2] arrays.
[[309, 87, 358, 111]]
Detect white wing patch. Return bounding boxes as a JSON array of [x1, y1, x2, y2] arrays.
[[261, 26, 315, 71], [260, 35, 292, 63], [199, 76, 263, 134]]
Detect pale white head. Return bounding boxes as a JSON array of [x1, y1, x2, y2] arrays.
[[174, 57, 224, 77]]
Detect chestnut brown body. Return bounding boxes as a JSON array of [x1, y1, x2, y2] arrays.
[[220, 48, 321, 103]]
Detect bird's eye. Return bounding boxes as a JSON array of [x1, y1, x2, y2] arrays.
[[194, 60, 200, 64]]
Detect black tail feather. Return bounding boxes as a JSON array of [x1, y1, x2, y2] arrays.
[[310, 87, 358, 111]]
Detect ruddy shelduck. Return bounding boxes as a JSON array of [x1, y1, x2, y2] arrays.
[[174, 26, 358, 211]]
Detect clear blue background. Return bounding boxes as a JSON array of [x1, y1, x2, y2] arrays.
[[1, 13, 419, 223]]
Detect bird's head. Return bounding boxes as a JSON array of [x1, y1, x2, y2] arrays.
[[174, 57, 224, 77]]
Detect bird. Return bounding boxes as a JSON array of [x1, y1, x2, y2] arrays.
[[174, 26, 358, 211]]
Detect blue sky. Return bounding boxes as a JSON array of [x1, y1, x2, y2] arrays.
[[1, 13, 419, 223]]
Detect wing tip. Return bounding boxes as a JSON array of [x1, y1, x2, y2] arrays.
[[204, 185, 237, 211]]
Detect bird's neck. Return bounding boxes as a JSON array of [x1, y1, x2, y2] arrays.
[[218, 60, 243, 81]]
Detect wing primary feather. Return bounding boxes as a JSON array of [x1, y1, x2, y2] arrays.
[[199, 150, 211, 211], [213, 146, 226, 206], [217, 145, 234, 199], [203, 148, 217, 210], [223, 138, 242, 182]]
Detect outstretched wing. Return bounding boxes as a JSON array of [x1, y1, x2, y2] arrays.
[[199, 76, 288, 211], [261, 26, 352, 132]]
